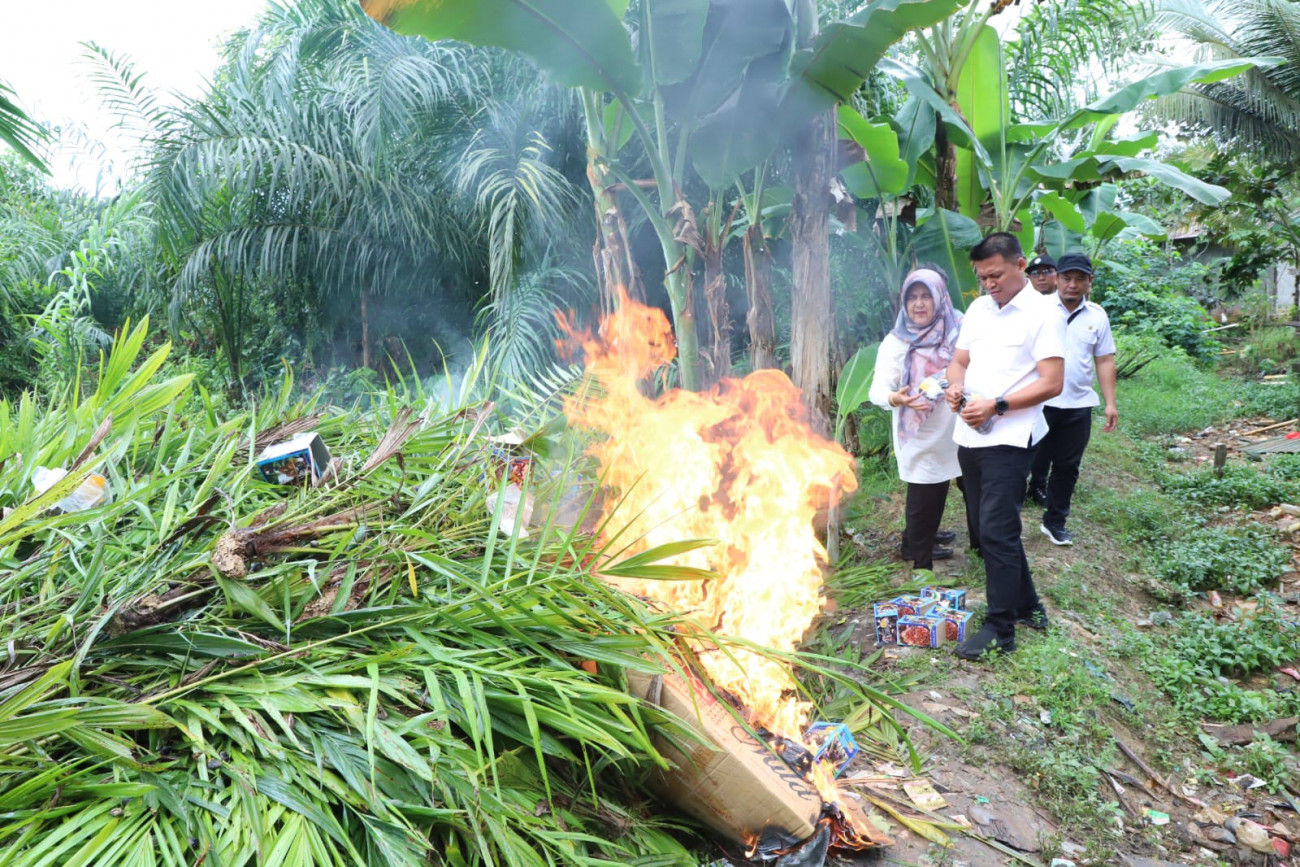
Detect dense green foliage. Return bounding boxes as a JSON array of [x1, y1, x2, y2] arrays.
[[1092, 239, 1219, 360]]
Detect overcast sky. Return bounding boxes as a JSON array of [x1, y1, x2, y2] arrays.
[[1, 0, 269, 192]]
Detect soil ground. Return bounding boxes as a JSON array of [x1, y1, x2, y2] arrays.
[[819, 414, 1300, 867]]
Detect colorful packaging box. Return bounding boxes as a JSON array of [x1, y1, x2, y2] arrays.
[[938, 609, 974, 643], [803, 721, 858, 778], [897, 614, 948, 648], [920, 586, 968, 611], [891, 595, 939, 617], [873, 602, 901, 645], [256, 432, 332, 485]]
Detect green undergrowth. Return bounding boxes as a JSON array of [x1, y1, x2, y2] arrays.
[[1158, 455, 1300, 510], [1117, 599, 1300, 737]]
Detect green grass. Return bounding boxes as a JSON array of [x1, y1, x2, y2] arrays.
[[1118, 352, 1235, 436]]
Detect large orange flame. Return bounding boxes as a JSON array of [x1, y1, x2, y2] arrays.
[[561, 295, 857, 741]]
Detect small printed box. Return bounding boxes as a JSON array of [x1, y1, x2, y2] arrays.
[[938, 609, 974, 643], [873, 603, 901, 645], [804, 721, 858, 778], [921, 586, 968, 611], [256, 432, 332, 485], [897, 614, 948, 648], [891, 595, 938, 617]]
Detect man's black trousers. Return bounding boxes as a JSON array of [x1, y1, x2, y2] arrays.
[[958, 444, 1039, 637], [1028, 406, 1093, 531]]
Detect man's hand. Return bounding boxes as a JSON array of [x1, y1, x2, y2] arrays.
[[1104, 403, 1119, 433], [960, 397, 997, 429], [945, 383, 964, 412], [892, 388, 929, 410]]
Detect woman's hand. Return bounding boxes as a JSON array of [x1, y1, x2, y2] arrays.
[[890, 388, 929, 410]]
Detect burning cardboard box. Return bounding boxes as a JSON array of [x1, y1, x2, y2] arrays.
[[625, 667, 891, 854], [256, 432, 332, 485], [626, 667, 822, 844]]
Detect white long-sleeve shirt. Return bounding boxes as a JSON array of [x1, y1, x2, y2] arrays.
[[868, 333, 962, 484]]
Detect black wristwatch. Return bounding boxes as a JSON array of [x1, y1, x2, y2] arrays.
[[994, 396, 1009, 416]]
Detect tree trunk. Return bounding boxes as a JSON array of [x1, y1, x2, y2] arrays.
[[360, 291, 371, 370], [587, 163, 644, 312], [743, 224, 778, 371], [663, 263, 701, 391], [934, 110, 959, 213], [702, 243, 730, 385], [790, 107, 835, 436]]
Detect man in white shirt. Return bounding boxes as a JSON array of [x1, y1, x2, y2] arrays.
[[1028, 253, 1118, 547], [945, 233, 1066, 660]]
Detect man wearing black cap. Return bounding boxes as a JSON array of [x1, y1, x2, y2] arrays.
[[1028, 252, 1118, 546], [1026, 254, 1057, 295]]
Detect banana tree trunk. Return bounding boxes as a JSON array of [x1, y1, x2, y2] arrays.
[[702, 241, 730, 385], [587, 162, 645, 311], [934, 112, 959, 213], [663, 261, 701, 391], [791, 107, 834, 436], [743, 224, 778, 371]]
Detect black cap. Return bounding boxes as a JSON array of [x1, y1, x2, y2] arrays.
[[1056, 252, 1094, 276], [1026, 254, 1056, 273]]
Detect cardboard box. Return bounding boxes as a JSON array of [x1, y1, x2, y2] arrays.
[[626, 668, 823, 845], [873, 602, 901, 645], [920, 586, 968, 611], [937, 609, 973, 643], [891, 595, 938, 617], [897, 615, 948, 648], [256, 433, 332, 485], [804, 722, 858, 777]]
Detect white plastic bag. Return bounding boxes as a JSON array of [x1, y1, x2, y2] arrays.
[[32, 466, 109, 512]]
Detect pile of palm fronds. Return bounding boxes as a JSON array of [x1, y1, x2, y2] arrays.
[[0, 322, 926, 865]]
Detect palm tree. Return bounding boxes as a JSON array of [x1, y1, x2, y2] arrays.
[[90, 0, 590, 388], [1154, 0, 1300, 164], [0, 79, 47, 171]]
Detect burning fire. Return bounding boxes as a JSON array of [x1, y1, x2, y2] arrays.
[[561, 295, 857, 743]]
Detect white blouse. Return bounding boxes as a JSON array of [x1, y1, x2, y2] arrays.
[[867, 333, 962, 485]]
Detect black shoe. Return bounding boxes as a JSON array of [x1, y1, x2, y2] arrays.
[[935, 531, 957, 544], [1040, 524, 1073, 547], [955, 626, 1017, 660], [1016, 603, 1049, 630], [1026, 484, 1047, 508], [931, 546, 954, 561]]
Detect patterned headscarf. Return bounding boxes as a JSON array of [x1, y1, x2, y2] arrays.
[[890, 268, 962, 442]]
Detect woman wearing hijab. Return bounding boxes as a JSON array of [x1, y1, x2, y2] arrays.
[[868, 266, 965, 570]]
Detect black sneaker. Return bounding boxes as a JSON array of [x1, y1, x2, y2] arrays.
[[1040, 524, 1073, 546], [935, 531, 957, 544], [1017, 603, 1049, 630], [955, 626, 1017, 660]]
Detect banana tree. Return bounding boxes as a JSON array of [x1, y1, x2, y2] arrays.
[[1037, 177, 1169, 260], [836, 102, 983, 307], [362, 0, 964, 391], [886, 56, 1281, 241]]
